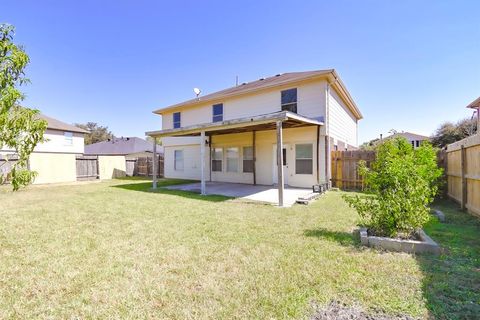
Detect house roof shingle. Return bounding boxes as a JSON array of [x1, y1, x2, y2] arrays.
[[153, 69, 362, 119], [466, 96, 480, 109], [84, 137, 162, 155], [37, 113, 89, 134], [386, 132, 430, 141]]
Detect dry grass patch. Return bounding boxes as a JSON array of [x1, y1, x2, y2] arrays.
[[0, 179, 476, 319]]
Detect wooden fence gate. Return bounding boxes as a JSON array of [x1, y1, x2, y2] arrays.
[[134, 156, 164, 178], [331, 150, 376, 189], [445, 134, 480, 217], [75, 155, 99, 181]]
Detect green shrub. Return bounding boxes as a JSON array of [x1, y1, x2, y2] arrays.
[[344, 137, 443, 237]]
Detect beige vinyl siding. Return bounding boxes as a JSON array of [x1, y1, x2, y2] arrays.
[[328, 88, 358, 147], [0, 129, 85, 154], [29, 153, 77, 184], [296, 81, 327, 119], [161, 80, 328, 130], [164, 144, 210, 181], [98, 156, 127, 179]]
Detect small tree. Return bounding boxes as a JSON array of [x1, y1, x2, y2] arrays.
[[431, 117, 478, 148], [74, 122, 113, 145], [344, 137, 443, 237], [0, 24, 47, 190]]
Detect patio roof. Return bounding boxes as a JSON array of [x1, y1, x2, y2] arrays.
[[145, 111, 323, 138], [147, 111, 324, 207]]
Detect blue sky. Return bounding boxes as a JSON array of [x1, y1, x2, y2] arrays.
[[3, 0, 479, 143]]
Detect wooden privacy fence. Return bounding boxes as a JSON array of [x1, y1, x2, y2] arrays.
[[77, 155, 164, 180], [0, 155, 19, 184], [445, 134, 480, 217], [76, 155, 99, 181], [331, 150, 376, 189], [133, 156, 164, 178]]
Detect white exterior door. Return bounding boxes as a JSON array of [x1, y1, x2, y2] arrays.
[[272, 144, 289, 185]]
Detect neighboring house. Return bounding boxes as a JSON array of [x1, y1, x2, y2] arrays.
[[146, 69, 363, 204], [383, 131, 430, 148], [467, 96, 480, 130], [84, 137, 163, 157], [0, 113, 88, 184]]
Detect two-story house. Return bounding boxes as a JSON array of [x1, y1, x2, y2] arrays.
[[1, 112, 88, 184], [146, 69, 362, 205]]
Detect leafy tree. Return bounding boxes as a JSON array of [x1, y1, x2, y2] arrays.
[[431, 117, 477, 148], [74, 122, 113, 145], [0, 24, 47, 190], [359, 138, 379, 150], [344, 137, 443, 237], [145, 136, 162, 145]]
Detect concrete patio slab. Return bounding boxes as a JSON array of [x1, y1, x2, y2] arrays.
[[164, 182, 312, 207]]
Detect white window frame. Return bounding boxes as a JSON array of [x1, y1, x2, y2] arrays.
[[295, 143, 313, 175], [226, 147, 239, 173], [212, 103, 223, 123], [64, 132, 73, 146], [173, 112, 181, 129], [281, 88, 298, 113], [174, 150, 184, 171], [212, 147, 223, 172], [242, 146, 254, 173]]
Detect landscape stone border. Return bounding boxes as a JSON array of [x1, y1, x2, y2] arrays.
[[431, 209, 446, 222], [359, 227, 442, 255]]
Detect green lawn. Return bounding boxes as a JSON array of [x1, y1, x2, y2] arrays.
[[0, 179, 478, 319]]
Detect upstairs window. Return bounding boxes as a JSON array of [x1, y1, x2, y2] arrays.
[[243, 146, 254, 173], [64, 132, 73, 145], [212, 148, 223, 172], [212, 103, 223, 122], [281, 88, 297, 113], [173, 112, 181, 128], [295, 144, 313, 174]]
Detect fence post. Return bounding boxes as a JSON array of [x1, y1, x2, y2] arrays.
[[461, 145, 467, 210]]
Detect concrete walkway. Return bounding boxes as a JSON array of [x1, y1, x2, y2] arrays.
[[164, 182, 311, 207]]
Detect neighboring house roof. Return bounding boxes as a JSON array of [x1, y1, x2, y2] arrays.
[[37, 113, 89, 134], [385, 132, 430, 141], [84, 137, 163, 155], [466, 96, 480, 109], [153, 69, 363, 119]]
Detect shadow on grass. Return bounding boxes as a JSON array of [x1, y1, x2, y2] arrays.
[[417, 199, 480, 318], [112, 179, 232, 203], [304, 228, 359, 247]]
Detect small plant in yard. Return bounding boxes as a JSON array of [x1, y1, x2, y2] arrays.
[[344, 137, 443, 238]]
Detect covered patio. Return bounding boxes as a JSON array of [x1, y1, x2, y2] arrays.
[[164, 181, 312, 207], [146, 111, 324, 206]]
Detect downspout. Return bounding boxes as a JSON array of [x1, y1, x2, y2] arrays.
[[326, 75, 340, 187], [325, 82, 331, 188]]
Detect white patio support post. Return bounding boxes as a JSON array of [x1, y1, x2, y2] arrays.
[[200, 130, 206, 195], [152, 137, 158, 189], [276, 121, 284, 207]]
